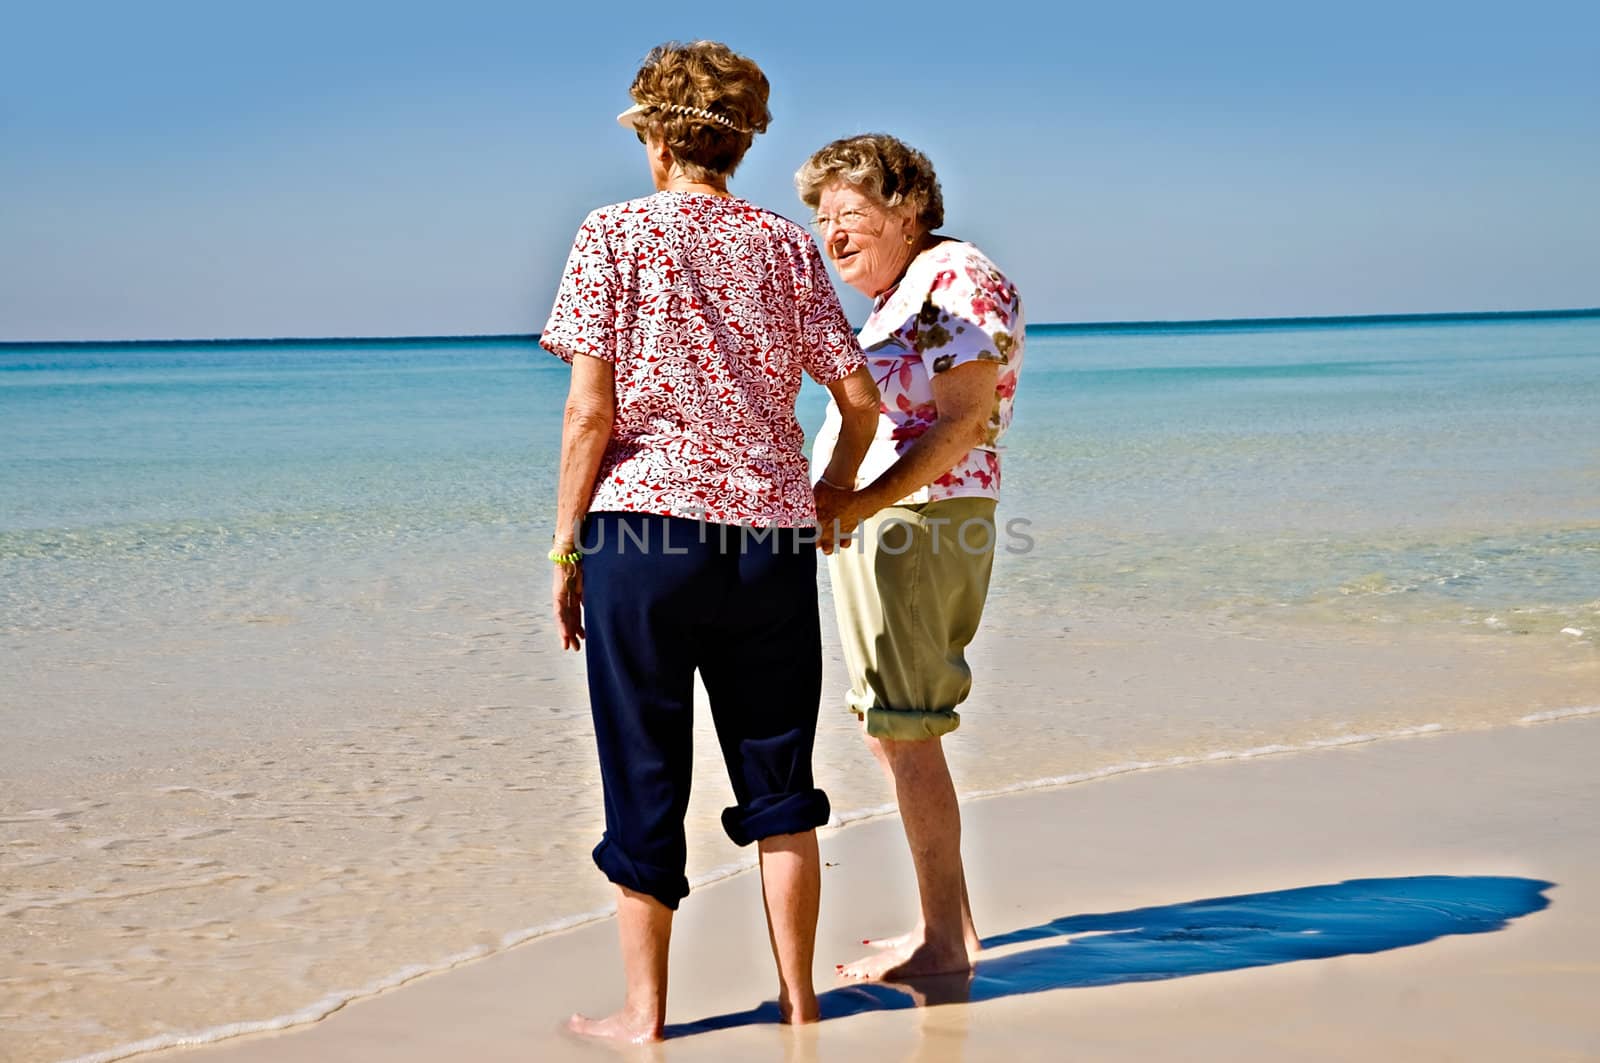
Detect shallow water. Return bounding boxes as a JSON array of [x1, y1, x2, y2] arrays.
[[2, 316, 1597, 1062]]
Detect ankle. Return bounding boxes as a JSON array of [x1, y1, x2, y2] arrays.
[[620, 999, 664, 1029], [779, 987, 820, 1024], [915, 926, 969, 956]]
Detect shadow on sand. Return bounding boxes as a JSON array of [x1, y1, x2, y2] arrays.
[[665, 874, 1552, 1037]]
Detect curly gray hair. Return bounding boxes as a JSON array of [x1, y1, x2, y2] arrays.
[[794, 133, 945, 233]]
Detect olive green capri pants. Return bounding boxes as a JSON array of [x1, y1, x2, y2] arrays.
[[826, 497, 997, 740]]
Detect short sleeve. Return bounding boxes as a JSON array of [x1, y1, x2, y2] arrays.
[[911, 249, 1021, 377], [539, 212, 619, 364], [795, 239, 865, 384]]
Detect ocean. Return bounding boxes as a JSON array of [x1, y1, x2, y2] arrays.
[[3, 313, 1598, 1062]]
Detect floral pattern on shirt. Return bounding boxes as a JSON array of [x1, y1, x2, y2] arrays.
[[813, 240, 1024, 503], [541, 191, 865, 527]]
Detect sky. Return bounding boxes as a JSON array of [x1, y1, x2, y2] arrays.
[[2, 0, 1598, 341]]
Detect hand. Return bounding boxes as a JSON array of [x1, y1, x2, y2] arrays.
[[814, 482, 871, 555], [552, 564, 584, 650]]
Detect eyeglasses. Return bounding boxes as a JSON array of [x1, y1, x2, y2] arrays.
[[810, 206, 881, 235]]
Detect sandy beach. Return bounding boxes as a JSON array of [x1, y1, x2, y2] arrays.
[[8, 3, 1600, 1055], [145, 713, 1600, 1063], [8, 322, 1597, 1062]]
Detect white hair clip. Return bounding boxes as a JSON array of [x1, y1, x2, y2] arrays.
[[617, 101, 751, 135]]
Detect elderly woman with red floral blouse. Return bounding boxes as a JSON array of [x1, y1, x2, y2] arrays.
[[540, 43, 879, 1041], [798, 134, 1026, 982]]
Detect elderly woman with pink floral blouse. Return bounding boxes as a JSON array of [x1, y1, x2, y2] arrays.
[[540, 43, 879, 1041], [797, 134, 1025, 982]]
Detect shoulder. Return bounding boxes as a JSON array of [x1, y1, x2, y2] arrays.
[[723, 201, 824, 258], [577, 193, 668, 232], [916, 240, 1013, 290], [920, 241, 1020, 316], [749, 204, 813, 242]]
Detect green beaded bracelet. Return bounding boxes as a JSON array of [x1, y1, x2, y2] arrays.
[[548, 547, 582, 566]]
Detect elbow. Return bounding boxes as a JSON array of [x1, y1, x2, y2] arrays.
[[846, 388, 882, 423], [564, 399, 614, 436], [946, 411, 990, 450], [845, 401, 880, 430], [830, 367, 881, 425]]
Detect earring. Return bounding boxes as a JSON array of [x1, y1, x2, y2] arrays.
[[904, 232, 915, 245]]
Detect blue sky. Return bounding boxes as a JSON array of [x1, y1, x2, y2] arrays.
[[2, 0, 1597, 340]]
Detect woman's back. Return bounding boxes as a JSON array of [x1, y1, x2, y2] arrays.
[[542, 189, 858, 526], [545, 39, 875, 1042]]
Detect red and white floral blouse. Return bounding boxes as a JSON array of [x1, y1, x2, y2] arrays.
[[541, 191, 865, 527], [812, 240, 1024, 504]]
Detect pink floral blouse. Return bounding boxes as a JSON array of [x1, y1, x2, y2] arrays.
[[813, 240, 1024, 504], [541, 191, 865, 527]]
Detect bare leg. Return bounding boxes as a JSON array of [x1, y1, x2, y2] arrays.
[[857, 732, 980, 957], [859, 735, 915, 952], [862, 862, 978, 954], [840, 735, 976, 980], [567, 885, 672, 1042], [758, 830, 822, 1024]]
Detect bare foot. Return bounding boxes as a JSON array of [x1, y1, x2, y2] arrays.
[[862, 926, 982, 958], [837, 937, 973, 981], [566, 1010, 663, 1044]]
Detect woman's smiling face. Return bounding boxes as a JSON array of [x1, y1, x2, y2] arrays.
[[814, 182, 918, 298]]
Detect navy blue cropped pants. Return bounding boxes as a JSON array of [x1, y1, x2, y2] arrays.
[[580, 512, 830, 910]]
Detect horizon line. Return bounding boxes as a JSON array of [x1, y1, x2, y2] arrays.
[[3, 306, 1598, 349]]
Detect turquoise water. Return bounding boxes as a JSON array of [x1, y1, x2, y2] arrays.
[[4, 314, 1598, 1063], [1000, 316, 1600, 631], [4, 315, 1597, 637]]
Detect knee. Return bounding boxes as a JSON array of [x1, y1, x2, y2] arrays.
[[756, 829, 819, 856], [722, 788, 830, 847], [874, 733, 946, 768], [592, 836, 690, 910]]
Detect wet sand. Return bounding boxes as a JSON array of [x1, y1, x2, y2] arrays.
[[14, 612, 1596, 1063], [159, 714, 1600, 1063]]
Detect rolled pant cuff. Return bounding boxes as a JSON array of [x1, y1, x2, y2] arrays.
[[592, 836, 691, 910], [721, 788, 831, 847], [858, 705, 962, 741]]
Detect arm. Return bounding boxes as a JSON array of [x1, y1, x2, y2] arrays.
[[819, 366, 880, 486], [552, 353, 616, 651], [814, 366, 882, 554], [820, 359, 999, 550]]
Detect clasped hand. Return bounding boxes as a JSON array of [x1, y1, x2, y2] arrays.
[[813, 482, 873, 555]]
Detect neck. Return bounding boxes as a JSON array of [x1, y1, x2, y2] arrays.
[[661, 174, 730, 197], [873, 232, 935, 299]]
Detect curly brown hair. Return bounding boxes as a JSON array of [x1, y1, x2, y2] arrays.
[[629, 41, 772, 182], [795, 134, 945, 233]]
